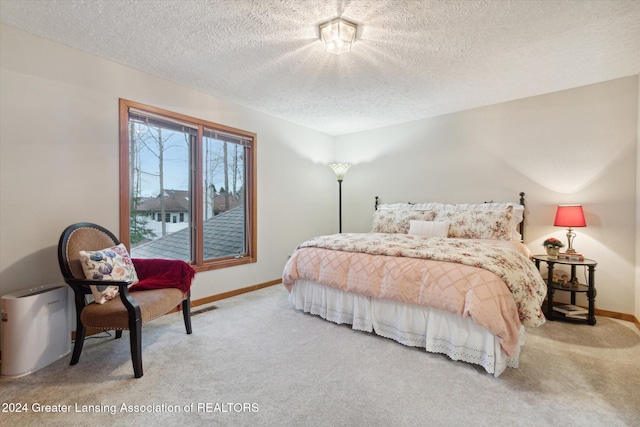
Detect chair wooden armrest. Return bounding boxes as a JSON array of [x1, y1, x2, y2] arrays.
[[65, 278, 132, 289]]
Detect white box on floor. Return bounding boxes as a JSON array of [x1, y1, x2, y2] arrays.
[[1, 283, 71, 377]]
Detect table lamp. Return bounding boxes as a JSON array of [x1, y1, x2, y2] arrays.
[[553, 205, 586, 253]]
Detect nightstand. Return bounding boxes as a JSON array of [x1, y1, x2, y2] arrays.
[[532, 255, 598, 325]]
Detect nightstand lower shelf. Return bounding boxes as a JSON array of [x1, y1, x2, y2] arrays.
[[533, 255, 598, 326], [549, 309, 589, 323]]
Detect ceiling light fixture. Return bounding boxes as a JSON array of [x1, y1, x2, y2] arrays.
[[319, 18, 357, 55]]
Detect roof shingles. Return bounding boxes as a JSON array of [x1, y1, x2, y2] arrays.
[[132, 206, 245, 261]]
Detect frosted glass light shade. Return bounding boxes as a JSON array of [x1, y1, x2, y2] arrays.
[[320, 18, 357, 55], [329, 163, 351, 180]]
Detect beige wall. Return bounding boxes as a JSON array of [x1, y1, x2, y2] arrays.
[[0, 24, 336, 305], [1, 23, 638, 331], [336, 76, 639, 317], [637, 79, 640, 321]]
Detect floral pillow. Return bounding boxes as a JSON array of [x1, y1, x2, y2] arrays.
[[434, 206, 513, 240], [372, 209, 436, 234], [79, 243, 139, 304], [452, 203, 524, 241]]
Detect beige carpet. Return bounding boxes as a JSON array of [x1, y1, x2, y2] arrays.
[[1, 284, 639, 427]]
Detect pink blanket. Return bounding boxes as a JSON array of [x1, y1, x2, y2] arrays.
[[282, 234, 547, 356]]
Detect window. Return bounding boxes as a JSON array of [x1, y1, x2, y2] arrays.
[[119, 99, 256, 271]]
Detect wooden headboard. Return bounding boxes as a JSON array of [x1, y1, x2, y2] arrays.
[[374, 192, 526, 240]]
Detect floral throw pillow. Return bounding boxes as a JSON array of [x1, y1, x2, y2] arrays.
[[434, 206, 513, 240], [79, 243, 139, 304], [372, 210, 436, 234]]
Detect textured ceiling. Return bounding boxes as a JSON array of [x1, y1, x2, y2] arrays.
[[1, 0, 639, 136]]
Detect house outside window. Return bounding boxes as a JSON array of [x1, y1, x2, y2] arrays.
[[119, 99, 256, 271]]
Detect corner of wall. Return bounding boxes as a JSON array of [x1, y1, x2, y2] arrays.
[[636, 74, 640, 322]]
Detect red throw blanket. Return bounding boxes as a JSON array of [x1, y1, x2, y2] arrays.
[[130, 258, 196, 294]]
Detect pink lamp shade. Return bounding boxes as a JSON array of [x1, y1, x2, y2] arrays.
[[553, 205, 586, 228]]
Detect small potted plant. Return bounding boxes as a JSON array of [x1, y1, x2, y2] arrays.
[[543, 237, 564, 259]]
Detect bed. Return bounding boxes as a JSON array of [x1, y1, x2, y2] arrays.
[[282, 193, 547, 376]]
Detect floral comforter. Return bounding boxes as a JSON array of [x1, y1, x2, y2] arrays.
[[283, 233, 547, 356]]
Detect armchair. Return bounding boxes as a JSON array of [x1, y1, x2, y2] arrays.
[[57, 222, 195, 378]]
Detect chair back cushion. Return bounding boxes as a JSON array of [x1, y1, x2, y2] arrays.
[[59, 223, 120, 280]]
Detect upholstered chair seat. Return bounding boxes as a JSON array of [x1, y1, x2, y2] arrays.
[[80, 287, 185, 330]]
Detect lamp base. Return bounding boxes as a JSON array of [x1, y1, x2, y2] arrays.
[[565, 228, 577, 254]]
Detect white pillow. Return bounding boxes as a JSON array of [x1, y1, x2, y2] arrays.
[[511, 205, 524, 242], [408, 220, 449, 238]]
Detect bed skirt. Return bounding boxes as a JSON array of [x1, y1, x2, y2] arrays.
[[288, 279, 524, 377]]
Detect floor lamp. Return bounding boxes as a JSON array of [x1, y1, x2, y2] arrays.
[[329, 163, 351, 233]]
